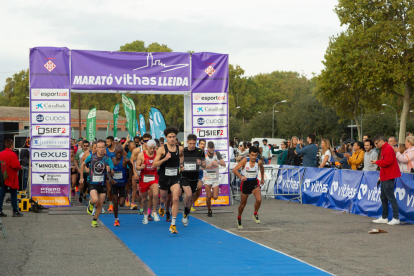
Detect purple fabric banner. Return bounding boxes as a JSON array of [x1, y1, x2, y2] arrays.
[[71, 50, 190, 91], [30, 47, 71, 88], [191, 52, 229, 93]]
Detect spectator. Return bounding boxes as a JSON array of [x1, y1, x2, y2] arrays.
[[295, 134, 318, 167], [363, 134, 371, 142], [346, 141, 365, 170], [0, 139, 23, 217], [236, 142, 249, 162], [273, 141, 288, 165], [253, 141, 262, 160], [319, 139, 333, 168], [363, 139, 378, 171], [19, 145, 30, 190], [287, 140, 291, 148], [229, 140, 235, 162], [371, 134, 401, 225], [334, 142, 352, 170], [285, 136, 300, 166], [395, 136, 414, 173], [388, 136, 398, 148], [261, 139, 271, 164]]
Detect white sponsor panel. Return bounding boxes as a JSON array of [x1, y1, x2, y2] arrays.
[[193, 104, 227, 116], [31, 101, 70, 112], [32, 161, 70, 173], [194, 128, 227, 139], [31, 89, 69, 100], [198, 139, 228, 150], [31, 149, 69, 161], [192, 93, 226, 104], [32, 173, 70, 185], [31, 125, 70, 137], [31, 113, 70, 124], [193, 116, 227, 127], [31, 137, 70, 149], [217, 150, 229, 162]]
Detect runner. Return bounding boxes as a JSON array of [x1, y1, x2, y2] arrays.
[[203, 142, 226, 217], [106, 136, 116, 211], [192, 138, 206, 211], [111, 145, 133, 227], [80, 139, 114, 227], [152, 127, 184, 234], [232, 146, 264, 229], [136, 140, 160, 224], [181, 134, 206, 226], [77, 140, 90, 201], [70, 147, 78, 197]]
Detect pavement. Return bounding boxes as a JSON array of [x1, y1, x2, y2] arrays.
[[1, 195, 414, 276]]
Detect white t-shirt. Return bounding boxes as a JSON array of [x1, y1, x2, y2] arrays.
[[320, 150, 332, 166], [229, 146, 235, 160]]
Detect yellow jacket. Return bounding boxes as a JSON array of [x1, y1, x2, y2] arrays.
[[348, 149, 365, 170]]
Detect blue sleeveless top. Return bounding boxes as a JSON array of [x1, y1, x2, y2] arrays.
[[113, 156, 127, 186]]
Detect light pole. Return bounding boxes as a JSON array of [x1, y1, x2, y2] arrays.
[[272, 100, 287, 138], [382, 104, 399, 139]]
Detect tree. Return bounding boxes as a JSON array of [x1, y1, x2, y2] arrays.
[[1, 70, 29, 107], [335, 0, 414, 143]]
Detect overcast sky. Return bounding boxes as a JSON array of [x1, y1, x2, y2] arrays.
[[0, 0, 345, 91]]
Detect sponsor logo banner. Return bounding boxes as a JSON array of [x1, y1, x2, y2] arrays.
[[31, 89, 70, 100], [31, 101, 70, 112], [195, 196, 229, 207], [193, 104, 227, 115], [32, 196, 70, 207], [198, 139, 228, 150], [31, 112, 70, 124], [31, 149, 69, 161], [193, 116, 227, 127], [31, 125, 70, 137], [31, 137, 70, 149], [192, 93, 226, 104], [31, 185, 69, 196], [32, 161, 70, 173], [191, 53, 229, 93], [32, 173, 70, 185], [194, 127, 227, 139]]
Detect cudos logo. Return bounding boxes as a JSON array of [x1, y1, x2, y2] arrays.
[[36, 114, 44, 122], [197, 118, 205, 125]]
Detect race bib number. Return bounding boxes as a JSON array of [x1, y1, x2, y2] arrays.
[[113, 172, 123, 180], [206, 171, 217, 179], [93, 175, 104, 182], [144, 175, 155, 182], [246, 170, 257, 179], [184, 162, 197, 171], [165, 167, 178, 176]]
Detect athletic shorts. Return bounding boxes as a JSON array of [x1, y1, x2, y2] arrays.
[[159, 176, 180, 194], [111, 185, 126, 198], [139, 179, 158, 194], [71, 168, 77, 175], [89, 184, 107, 194], [241, 179, 260, 195], [181, 178, 199, 194]]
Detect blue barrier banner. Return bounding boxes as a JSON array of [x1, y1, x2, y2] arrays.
[[395, 173, 414, 224], [327, 170, 363, 212], [351, 171, 382, 218], [275, 165, 305, 201], [302, 167, 335, 207]]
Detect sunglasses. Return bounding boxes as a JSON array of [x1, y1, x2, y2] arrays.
[[143, 139, 150, 143]]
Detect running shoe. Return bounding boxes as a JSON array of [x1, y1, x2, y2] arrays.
[[252, 214, 260, 224], [125, 197, 130, 207], [108, 205, 114, 212], [101, 206, 105, 214], [130, 204, 138, 210], [148, 214, 153, 221], [91, 206, 96, 216], [139, 208, 144, 215], [87, 201, 93, 215], [114, 219, 120, 227], [91, 220, 99, 227], [78, 193, 83, 203], [208, 210, 212, 217], [75, 186, 79, 193], [169, 224, 177, 234], [152, 212, 160, 222], [166, 212, 171, 222], [158, 207, 165, 217], [237, 219, 243, 229], [0, 212, 7, 217], [142, 216, 148, 225], [191, 206, 196, 212], [182, 214, 189, 227]]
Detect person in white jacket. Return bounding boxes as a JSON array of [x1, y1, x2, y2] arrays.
[[363, 139, 378, 171], [395, 136, 414, 173]]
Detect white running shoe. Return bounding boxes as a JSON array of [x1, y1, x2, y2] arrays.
[[142, 216, 148, 225], [152, 212, 160, 222], [373, 217, 388, 224], [101, 206, 105, 214], [387, 218, 400, 225], [91, 206, 96, 216], [182, 214, 189, 227]]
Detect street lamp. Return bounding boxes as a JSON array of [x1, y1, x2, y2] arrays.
[[382, 104, 399, 138], [272, 100, 287, 138]]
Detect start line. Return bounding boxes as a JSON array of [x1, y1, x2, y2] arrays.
[[99, 213, 331, 276]]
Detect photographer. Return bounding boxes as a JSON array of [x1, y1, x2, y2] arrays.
[[345, 141, 364, 170], [395, 136, 414, 173], [295, 134, 318, 167]]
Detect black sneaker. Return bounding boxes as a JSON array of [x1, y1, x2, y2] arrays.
[[237, 218, 243, 229], [79, 193, 83, 203], [166, 212, 171, 222], [0, 212, 7, 217], [12, 211, 23, 217], [208, 210, 212, 217]]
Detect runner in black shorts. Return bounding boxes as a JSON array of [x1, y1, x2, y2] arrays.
[[180, 134, 205, 226], [153, 127, 184, 234], [232, 146, 264, 229]]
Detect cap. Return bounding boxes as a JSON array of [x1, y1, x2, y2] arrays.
[[114, 137, 119, 142], [263, 139, 268, 142], [120, 138, 126, 143], [147, 139, 157, 147]]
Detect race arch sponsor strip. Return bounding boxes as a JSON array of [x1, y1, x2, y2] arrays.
[[32, 196, 70, 207], [31, 184, 70, 197], [31, 125, 71, 137], [193, 115, 227, 127], [32, 173, 70, 185], [32, 161, 71, 173], [194, 127, 227, 139], [31, 149, 70, 161], [31, 137, 70, 149], [31, 88, 70, 100], [31, 112, 70, 125], [192, 92, 227, 104], [192, 104, 227, 116], [31, 100, 71, 112]]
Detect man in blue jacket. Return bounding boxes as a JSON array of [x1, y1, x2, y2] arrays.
[[295, 134, 318, 167]]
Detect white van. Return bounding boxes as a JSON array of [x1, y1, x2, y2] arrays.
[[250, 138, 287, 156]]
